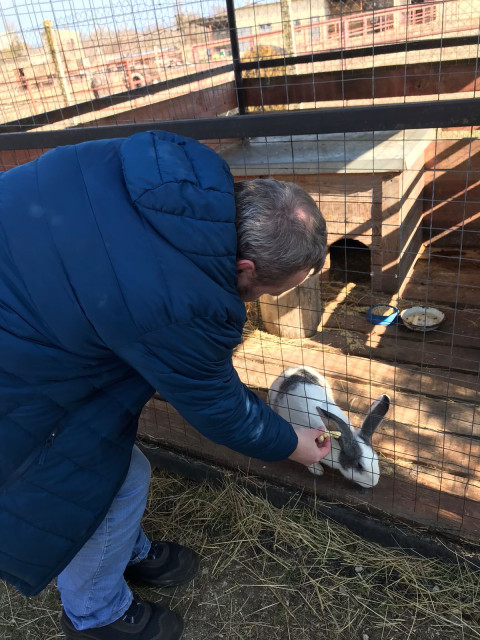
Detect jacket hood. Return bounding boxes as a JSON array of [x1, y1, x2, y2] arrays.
[[120, 130, 238, 296]]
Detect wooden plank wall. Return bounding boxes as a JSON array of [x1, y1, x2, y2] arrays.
[[242, 59, 480, 106], [423, 137, 480, 247], [76, 80, 237, 128]]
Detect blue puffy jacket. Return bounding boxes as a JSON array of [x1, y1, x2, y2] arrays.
[[0, 130, 297, 596]]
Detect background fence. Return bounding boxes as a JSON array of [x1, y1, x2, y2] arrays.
[[1, 0, 480, 546]]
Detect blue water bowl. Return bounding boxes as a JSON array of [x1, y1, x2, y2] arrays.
[[366, 304, 399, 326]]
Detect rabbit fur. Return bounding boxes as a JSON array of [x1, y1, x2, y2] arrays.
[[268, 366, 390, 488]]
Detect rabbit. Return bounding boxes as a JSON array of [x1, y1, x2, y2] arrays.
[[268, 366, 390, 488]]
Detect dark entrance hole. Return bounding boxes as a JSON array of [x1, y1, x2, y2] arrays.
[[329, 239, 371, 284]]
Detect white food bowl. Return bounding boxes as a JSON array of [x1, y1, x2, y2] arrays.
[[400, 306, 445, 332]]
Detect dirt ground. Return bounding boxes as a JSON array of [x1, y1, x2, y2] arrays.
[[1, 469, 480, 640]]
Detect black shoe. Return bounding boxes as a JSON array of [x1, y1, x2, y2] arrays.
[[125, 541, 199, 588], [60, 596, 184, 640]]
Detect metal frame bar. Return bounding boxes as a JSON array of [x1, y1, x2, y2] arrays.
[[225, 0, 246, 115], [1, 98, 478, 150]]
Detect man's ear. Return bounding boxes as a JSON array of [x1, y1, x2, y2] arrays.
[[236, 259, 256, 278], [236, 259, 257, 293]]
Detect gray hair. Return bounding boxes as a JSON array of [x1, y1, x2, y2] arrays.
[[234, 178, 327, 284]]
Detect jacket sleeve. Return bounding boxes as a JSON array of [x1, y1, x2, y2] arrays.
[[115, 317, 298, 462]]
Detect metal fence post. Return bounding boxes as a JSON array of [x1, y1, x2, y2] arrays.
[[225, 0, 246, 115]]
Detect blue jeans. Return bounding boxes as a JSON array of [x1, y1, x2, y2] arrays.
[[57, 445, 152, 630]]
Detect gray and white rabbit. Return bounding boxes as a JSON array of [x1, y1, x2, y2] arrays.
[[268, 366, 390, 488]]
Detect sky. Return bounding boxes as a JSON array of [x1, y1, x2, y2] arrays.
[[0, 0, 270, 46]]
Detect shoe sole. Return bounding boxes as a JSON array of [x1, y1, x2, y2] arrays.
[[125, 554, 199, 589], [61, 609, 184, 640]]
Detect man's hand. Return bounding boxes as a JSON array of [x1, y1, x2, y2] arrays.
[[288, 426, 332, 466]]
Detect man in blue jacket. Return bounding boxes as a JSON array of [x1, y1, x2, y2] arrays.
[[0, 130, 330, 639]]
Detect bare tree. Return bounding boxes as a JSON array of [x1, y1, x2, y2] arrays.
[[0, 20, 27, 60]]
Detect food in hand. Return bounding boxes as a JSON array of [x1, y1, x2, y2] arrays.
[[316, 429, 342, 444]]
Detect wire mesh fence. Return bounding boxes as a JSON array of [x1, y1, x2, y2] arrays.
[[1, 0, 479, 544]]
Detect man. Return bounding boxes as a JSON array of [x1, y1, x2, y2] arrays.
[[0, 130, 331, 639]]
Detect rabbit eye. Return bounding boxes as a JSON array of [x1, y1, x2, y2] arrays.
[[356, 463, 364, 472]]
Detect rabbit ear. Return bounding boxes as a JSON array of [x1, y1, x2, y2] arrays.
[[359, 394, 390, 445], [316, 406, 356, 449]]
